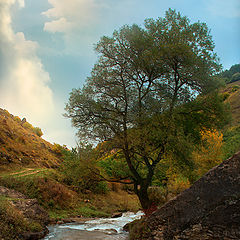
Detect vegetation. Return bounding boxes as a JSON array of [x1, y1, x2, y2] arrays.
[[0, 196, 42, 240], [65, 9, 227, 210], [220, 63, 240, 83], [0, 9, 240, 239], [193, 128, 223, 176], [0, 108, 61, 167]]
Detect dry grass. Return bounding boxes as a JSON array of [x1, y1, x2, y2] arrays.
[[0, 108, 62, 168], [81, 190, 141, 214], [221, 81, 240, 125]]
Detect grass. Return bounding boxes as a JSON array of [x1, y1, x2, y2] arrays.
[[0, 108, 62, 167], [222, 125, 240, 159], [0, 166, 141, 223]]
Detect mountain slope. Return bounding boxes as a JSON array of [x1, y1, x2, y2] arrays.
[[0, 108, 62, 168]]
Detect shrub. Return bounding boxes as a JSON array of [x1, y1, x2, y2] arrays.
[[13, 116, 22, 123], [221, 92, 230, 101], [167, 173, 190, 196], [33, 127, 43, 137], [60, 145, 106, 194], [231, 84, 240, 92], [22, 122, 43, 137], [52, 143, 68, 156]]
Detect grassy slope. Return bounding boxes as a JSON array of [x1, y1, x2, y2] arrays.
[[0, 108, 61, 168], [221, 81, 240, 159], [0, 108, 140, 237]]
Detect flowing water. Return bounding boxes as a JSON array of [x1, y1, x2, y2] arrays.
[[43, 211, 144, 240]]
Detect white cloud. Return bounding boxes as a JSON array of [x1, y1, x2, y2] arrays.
[[44, 17, 73, 33], [43, 0, 107, 33], [42, 0, 139, 56], [0, 0, 54, 127]]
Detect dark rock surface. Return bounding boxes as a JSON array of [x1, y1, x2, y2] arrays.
[[131, 151, 240, 240]]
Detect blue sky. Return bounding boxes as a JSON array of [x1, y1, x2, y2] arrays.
[[0, 0, 239, 147]]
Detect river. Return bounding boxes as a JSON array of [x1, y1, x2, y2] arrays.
[[43, 211, 144, 240]]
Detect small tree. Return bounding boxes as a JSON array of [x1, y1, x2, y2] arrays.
[[65, 9, 222, 210]]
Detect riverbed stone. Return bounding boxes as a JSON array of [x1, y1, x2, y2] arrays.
[[130, 151, 240, 239], [111, 212, 123, 218]]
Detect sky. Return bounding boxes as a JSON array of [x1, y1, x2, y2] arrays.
[[0, 0, 239, 148]]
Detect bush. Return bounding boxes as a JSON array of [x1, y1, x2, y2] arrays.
[[13, 116, 22, 123], [60, 145, 105, 194], [33, 127, 43, 137], [52, 143, 68, 156], [22, 122, 43, 137], [231, 84, 240, 92]]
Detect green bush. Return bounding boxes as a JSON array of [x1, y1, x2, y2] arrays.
[[60, 145, 106, 194]]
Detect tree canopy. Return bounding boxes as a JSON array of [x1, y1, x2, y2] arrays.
[[65, 9, 225, 210]]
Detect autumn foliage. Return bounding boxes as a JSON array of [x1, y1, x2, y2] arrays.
[[193, 128, 223, 176]]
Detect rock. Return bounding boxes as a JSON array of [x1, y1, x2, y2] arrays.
[[131, 151, 240, 239], [21, 227, 49, 240], [0, 186, 49, 239], [105, 228, 118, 234], [111, 212, 123, 218], [12, 198, 49, 225]]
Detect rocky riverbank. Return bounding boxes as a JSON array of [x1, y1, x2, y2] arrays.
[[130, 151, 240, 239]]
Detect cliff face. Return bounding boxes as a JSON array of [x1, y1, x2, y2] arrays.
[[131, 152, 240, 240]]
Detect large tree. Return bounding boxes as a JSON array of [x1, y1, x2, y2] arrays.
[[65, 9, 223, 210]]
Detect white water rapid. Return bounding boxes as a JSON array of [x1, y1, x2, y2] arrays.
[[43, 211, 144, 240]]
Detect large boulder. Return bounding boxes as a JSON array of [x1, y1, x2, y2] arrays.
[[130, 151, 240, 239]]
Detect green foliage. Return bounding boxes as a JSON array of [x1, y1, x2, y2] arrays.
[[0, 168, 76, 210], [221, 64, 240, 83], [99, 151, 131, 179], [222, 125, 240, 160], [65, 9, 225, 210], [60, 144, 108, 194], [231, 73, 240, 83], [193, 128, 223, 176], [52, 143, 68, 156]]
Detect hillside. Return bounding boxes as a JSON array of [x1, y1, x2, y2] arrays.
[[0, 108, 140, 239], [0, 108, 62, 168], [221, 80, 240, 125]]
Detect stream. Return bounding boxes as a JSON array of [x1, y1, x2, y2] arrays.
[[43, 211, 144, 240]]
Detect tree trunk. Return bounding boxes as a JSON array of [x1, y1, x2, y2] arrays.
[[135, 184, 152, 211]]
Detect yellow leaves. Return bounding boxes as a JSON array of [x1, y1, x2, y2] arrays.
[[193, 128, 223, 176]]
